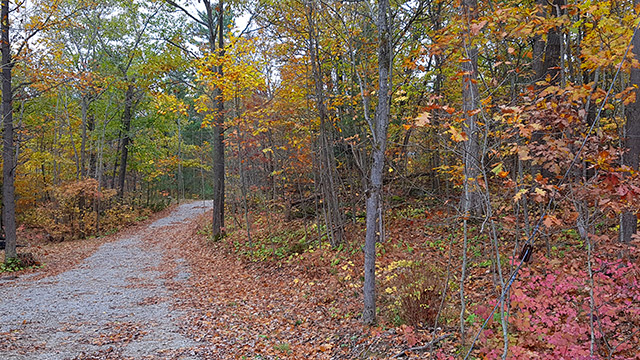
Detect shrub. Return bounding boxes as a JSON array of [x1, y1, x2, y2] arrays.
[[0, 257, 24, 272], [379, 260, 444, 327], [0, 253, 41, 272], [101, 204, 148, 232], [475, 255, 640, 359], [20, 179, 148, 240]]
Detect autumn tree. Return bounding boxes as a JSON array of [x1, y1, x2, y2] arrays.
[[93, 1, 163, 197], [165, 0, 227, 238], [621, 0, 640, 243], [210, 0, 225, 239], [2, 0, 80, 262], [460, 0, 481, 216], [304, 0, 345, 246], [362, 0, 392, 326]]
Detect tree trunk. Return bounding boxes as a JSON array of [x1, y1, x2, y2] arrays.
[[542, 0, 564, 84], [1, 0, 17, 261], [533, 0, 564, 83], [110, 136, 119, 189], [459, 0, 480, 344], [211, 0, 225, 239], [621, 0, 640, 243], [118, 83, 135, 198], [166, 0, 226, 237], [63, 93, 81, 180], [531, 0, 564, 177], [88, 113, 96, 176], [461, 0, 482, 216], [80, 94, 92, 179], [532, 0, 546, 83], [363, 0, 391, 326], [177, 116, 184, 202]]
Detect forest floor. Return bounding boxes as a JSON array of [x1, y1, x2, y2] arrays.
[[4, 199, 635, 359], [0, 201, 441, 360]]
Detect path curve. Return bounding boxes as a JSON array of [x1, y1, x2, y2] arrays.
[[0, 201, 212, 360]]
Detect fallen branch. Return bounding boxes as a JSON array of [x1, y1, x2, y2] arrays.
[[0, 241, 26, 250], [393, 333, 452, 358]]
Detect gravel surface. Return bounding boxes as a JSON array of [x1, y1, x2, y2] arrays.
[[0, 201, 212, 360]]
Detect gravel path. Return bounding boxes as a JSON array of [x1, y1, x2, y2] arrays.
[[0, 201, 212, 360]]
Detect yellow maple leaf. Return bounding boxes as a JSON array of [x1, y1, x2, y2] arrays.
[[414, 112, 430, 127]]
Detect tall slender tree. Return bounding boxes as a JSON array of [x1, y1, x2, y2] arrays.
[[459, 0, 480, 343], [164, 0, 226, 238], [306, 0, 344, 246], [117, 83, 138, 197], [211, 0, 226, 239], [2, 0, 17, 262], [460, 0, 481, 216], [363, 0, 392, 325]]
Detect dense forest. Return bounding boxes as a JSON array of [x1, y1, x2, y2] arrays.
[[1, 0, 640, 358]]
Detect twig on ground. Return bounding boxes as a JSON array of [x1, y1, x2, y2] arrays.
[[392, 333, 452, 358]]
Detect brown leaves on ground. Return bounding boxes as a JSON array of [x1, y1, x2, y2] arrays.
[[154, 211, 456, 359], [154, 213, 368, 359], [90, 322, 148, 346]]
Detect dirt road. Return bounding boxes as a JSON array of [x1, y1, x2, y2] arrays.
[[0, 201, 212, 360]]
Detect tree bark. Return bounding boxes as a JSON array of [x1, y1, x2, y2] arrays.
[[459, 0, 480, 343], [363, 0, 392, 326], [88, 113, 96, 176], [211, 0, 225, 239], [166, 0, 226, 237], [80, 94, 95, 179], [80, 95, 88, 179], [533, 0, 564, 83], [117, 83, 135, 198], [621, 0, 640, 243], [532, 0, 546, 83], [461, 0, 482, 216], [531, 0, 564, 178], [1, 0, 17, 261], [542, 0, 564, 84]]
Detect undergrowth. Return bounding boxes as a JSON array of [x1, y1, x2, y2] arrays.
[[475, 253, 640, 359], [0, 257, 25, 273], [378, 259, 447, 327], [20, 179, 153, 241], [231, 223, 311, 262], [198, 201, 640, 359], [0, 253, 43, 273]]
